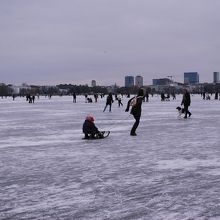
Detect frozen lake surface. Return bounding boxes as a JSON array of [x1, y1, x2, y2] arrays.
[[0, 94, 220, 220]]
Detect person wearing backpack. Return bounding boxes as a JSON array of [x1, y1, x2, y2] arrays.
[[125, 89, 144, 136]]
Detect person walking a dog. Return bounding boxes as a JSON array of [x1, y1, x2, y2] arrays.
[[181, 89, 192, 118]]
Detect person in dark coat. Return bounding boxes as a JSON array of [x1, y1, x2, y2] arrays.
[[214, 92, 218, 100], [103, 93, 114, 112], [32, 95, 35, 103], [161, 93, 165, 101], [125, 89, 144, 136], [82, 115, 102, 139], [94, 94, 98, 102], [145, 92, 149, 102], [181, 89, 191, 118], [73, 93, 76, 103]]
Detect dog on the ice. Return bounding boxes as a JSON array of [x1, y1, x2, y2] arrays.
[[176, 106, 185, 117]]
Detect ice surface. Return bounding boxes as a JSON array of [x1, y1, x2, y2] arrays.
[[0, 95, 220, 220]]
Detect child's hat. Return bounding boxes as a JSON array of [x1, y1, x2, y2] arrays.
[[86, 115, 94, 122]]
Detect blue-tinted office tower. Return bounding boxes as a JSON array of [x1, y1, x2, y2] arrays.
[[184, 72, 199, 84], [213, 72, 219, 83], [125, 76, 134, 87]]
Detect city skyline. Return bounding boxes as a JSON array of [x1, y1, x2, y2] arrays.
[[1, 71, 219, 87], [1, 0, 220, 86]]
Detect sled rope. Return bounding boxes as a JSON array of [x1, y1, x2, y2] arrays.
[[104, 114, 132, 131]]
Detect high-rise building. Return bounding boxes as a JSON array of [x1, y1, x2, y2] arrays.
[[135, 75, 143, 87], [91, 80, 96, 87], [125, 76, 134, 87], [213, 72, 219, 83], [184, 72, 199, 84]]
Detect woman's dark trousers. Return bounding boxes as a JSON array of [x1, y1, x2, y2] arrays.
[[131, 115, 140, 135]]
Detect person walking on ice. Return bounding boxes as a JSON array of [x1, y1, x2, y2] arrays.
[[103, 93, 114, 112], [125, 89, 144, 136], [117, 94, 123, 107], [73, 93, 76, 103], [181, 89, 192, 119]]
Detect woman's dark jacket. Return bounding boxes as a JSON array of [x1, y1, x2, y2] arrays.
[[83, 120, 99, 134], [106, 94, 113, 105], [125, 96, 143, 117]]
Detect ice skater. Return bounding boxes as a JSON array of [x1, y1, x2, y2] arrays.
[[103, 93, 114, 112], [117, 94, 123, 107], [125, 89, 144, 136]]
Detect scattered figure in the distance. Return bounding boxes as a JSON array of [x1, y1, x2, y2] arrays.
[[32, 95, 35, 103], [145, 92, 149, 102], [29, 96, 33, 103], [87, 97, 93, 103], [85, 94, 88, 103], [165, 94, 170, 101], [26, 94, 30, 102], [172, 92, 176, 100], [205, 93, 211, 100], [214, 92, 218, 100], [103, 93, 114, 112], [125, 89, 144, 136], [73, 93, 76, 103], [161, 92, 165, 101], [82, 115, 103, 139], [117, 94, 123, 107], [94, 94, 98, 102], [181, 89, 191, 119]]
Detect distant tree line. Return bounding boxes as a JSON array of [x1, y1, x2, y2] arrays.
[[0, 83, 220, 97], [57, 84, 108, 95], [0, 84, 109, 97], [0, 84, 13, 96], [202, 83, 220, 94]]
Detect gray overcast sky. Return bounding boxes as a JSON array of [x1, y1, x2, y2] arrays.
[[0, 0, 220, 86]]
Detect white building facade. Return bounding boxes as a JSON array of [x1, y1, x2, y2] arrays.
[[91, 80, 96, 87], [135, 75, 143, 87]]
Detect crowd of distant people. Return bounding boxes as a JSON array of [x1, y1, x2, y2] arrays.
[[2, 89, 220, 137]]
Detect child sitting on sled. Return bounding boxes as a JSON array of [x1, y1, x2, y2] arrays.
[[82, 115, 103, 139]]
